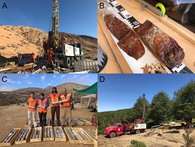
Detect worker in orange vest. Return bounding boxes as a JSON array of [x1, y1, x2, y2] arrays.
[[50, 87, 60, 126], [61, 88, 72, 126], [48, 48, 54, 67], [27, 92, 37, 127], [38, 93, 49, 126]]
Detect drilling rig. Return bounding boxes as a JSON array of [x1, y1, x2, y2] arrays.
[[49, 0, 59, 51], [47, 0, 83, 68]]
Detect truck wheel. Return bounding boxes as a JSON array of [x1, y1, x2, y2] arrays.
[[66, 57, 71, 68], [136, 130, 141, 134], [71, 57, 74, 66], [109, 132, 116, 138]]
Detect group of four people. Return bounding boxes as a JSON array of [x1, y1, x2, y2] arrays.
[[27, 87, 74, 127]]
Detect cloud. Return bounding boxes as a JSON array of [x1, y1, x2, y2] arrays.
[[7, 79, 22, 84], [41, 75, 46, 81], [7, 79, 16, 84], [66, 74, 92, 85], [60, 75, 67, 78], [27, 81, 32, 85], [17, 81, 21, 84], [23, 75, 29, 79], [47, 83, 52, 86], [0, 85, 14, 91], [53, 75, 57, 78]]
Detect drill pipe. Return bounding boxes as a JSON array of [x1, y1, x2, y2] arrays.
[[66, 128, 78, 140], [32, 129, 37, 139], [78, 130, 91, 141], [17, 128, 27, 141], [3, 129, 17, 143], [21, 128, 29, 140], [17, 129, 25, 141], [87, 128, 96, 138], [55, 127, 64, 138], [35, 129, 39, 139]]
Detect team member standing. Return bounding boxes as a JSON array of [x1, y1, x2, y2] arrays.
[[61, 88, 72, 126], [48, 48, 54, 68], [50, 87, 60, 126], [27, 92, 37, 127], [38, 93, 49, 126]]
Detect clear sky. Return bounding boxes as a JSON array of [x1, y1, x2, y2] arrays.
[[0, 74, 97, 91], [0, 0, 97, 38], [98, 74, 195, 112]]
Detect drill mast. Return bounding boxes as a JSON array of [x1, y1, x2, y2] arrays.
[[51, 0, 59, 51]]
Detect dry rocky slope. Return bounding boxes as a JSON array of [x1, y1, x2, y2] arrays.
[[0, 25, 97, 62], [0, 82, 88, 106]]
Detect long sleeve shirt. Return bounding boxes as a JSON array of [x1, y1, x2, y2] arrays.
[[40, 98, 50, 108]]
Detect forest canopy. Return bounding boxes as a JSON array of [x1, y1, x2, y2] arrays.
[[98, 81, 195, 134]]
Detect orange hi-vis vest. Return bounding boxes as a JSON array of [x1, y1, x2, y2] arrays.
[[61, 93, 71, 108], [28, 97, 37, 112], [38, 98, 48, 113], [50, 93, 60, 107]]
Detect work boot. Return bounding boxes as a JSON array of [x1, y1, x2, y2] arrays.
[[57, 120, 60, 126]]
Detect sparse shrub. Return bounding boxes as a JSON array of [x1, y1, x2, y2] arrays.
[[183, 129, 194, 147], [130, 140, 146, 147]]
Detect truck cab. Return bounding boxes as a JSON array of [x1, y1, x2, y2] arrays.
[[104, 120, 147, 138], [104, 123, 124, 138]]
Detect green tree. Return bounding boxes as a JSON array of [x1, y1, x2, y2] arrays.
[[133, 94, 150, 122], [148, 92, 171, 124], [172, 81, 195, 124]]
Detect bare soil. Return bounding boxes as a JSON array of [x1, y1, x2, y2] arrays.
[[98, 129, 195, 147]]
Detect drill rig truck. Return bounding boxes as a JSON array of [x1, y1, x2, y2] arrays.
[[47, 0, 83, 68]]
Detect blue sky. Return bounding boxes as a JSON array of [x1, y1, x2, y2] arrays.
[[0, 74, 97, 91], [0, 0, 97, 38], [98, 74, 195, 112]]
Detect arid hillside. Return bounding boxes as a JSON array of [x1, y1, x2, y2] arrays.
[[0, 82, 88, 106], [0, 25, 97, 62]]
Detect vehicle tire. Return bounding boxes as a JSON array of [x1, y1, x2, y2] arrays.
[[136, 130, 141, 134], [78, 57, 81, 61], [65, 57, 71, 68], [70, 57, 74, 66], [109, 132, 116, 138]]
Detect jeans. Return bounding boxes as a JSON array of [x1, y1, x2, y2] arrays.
[[28, 111, 37, 127]]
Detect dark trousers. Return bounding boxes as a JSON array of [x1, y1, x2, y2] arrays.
[[71, 103, 74, 110], [51, 106, 60, 126], [39, 112, 47, 126]]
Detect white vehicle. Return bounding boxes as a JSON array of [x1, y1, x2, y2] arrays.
[[55, 44, 83, 68]]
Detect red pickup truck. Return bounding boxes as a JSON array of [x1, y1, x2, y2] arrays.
[[104, 120, 146, 138]]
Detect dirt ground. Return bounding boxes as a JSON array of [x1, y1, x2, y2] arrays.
[[98, 129, 195, 147], [0, 103, 96, 147]]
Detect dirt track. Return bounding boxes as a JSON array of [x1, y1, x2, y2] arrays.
[[0, 104, 96, 147], [98, 129, 195, 147]]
